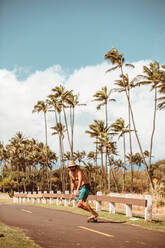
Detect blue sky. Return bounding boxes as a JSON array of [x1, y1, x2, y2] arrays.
[[0, 0, 165, 76]]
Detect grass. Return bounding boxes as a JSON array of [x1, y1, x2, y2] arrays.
[[0, 222, 41, 248]]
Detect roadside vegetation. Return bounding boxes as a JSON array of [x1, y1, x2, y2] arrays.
[[0, 221, 40, 248]]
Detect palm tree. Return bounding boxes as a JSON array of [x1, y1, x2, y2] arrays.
[[106, 141, 118, 191], [32, 100, 49, 190], [86, 120, 109, 174], [73, 150, 87, 166], [110, 118, 131, 191], [85, 120, 100, 168], [108, 156, 121, 192], [136, 62, 164, 177], [105, 48, 154, 189], [47, 90, 67, 191], [32, 100, 48, 147], [93, 86, 115, 173], [93, 86, 115, 126], [114, 73, 136, 190], [51, 85, 72, 156]]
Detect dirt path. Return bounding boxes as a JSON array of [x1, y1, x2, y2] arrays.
[[0, 204, 164, 248]]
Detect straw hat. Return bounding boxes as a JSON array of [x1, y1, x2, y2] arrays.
[[68, 160, 76, 168]]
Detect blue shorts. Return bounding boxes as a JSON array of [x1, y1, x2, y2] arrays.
[[76, 184, 90, 203]]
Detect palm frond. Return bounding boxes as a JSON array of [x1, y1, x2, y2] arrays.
[[135, 81, 152, 87], [125, 64, 135, 68], [106, 65, 119, 73]]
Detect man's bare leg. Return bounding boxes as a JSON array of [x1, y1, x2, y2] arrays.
[[77, 200, 98, 218]]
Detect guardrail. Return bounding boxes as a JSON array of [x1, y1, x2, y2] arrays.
[[13, 191, 152, 221]]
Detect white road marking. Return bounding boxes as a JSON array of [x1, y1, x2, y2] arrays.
[[21, 209, 32, 214], [78, 226, 114, 238]]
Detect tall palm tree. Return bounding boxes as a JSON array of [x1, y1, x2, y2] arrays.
[[65, 93, 82, 158], [105, 48, 154, 189], [32, 100, 49, 190], [93, 86, 115, 127], [86, 120, 109, 174], [110, 118, 131, 191], [85, 120, 100, 168], [114, 74, 136, 191], [51, 85, 72, 155], [136, 62, 164, 176], [106, 141, 118, 191], [32, 100, 48, 147], [93, 86, 115, 173], [51, 122, 66, 191], [73, 150, 87, 166]]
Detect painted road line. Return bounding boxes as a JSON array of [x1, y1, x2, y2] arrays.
[[78, 226, 114, 238], [21, 209, 32, 214]]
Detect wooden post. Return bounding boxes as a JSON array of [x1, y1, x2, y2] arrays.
[[42, 191, 47, 204], [27, 192, 31, 203], [18, 192, 23, 203], [145, 195, 152, 221], [96, 192, 102, 212], [72, 190, 76, 208], [49, 191, 54, 204], [109, 193, 116, 214], [13, 192, 19, 203], [64, 191, 70, 207], [37, 191, 42, 204], [126, 194, 132, 217], [56, 191, 62, 206]]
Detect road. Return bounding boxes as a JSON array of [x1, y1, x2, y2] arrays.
[[0, 204, 164, 248]]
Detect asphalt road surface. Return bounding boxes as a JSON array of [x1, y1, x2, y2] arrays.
[[0, 204, 165, 248]]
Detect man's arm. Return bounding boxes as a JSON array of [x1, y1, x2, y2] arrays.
[[76, 170, 82, 195], [69, 171, 75, 196]]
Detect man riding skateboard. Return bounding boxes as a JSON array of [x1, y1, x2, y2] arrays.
[[68, 160, 98, 222]]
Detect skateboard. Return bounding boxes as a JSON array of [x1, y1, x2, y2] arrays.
[[87, 217, 98, 223]]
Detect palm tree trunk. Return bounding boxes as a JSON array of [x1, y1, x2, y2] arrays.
[[70, 107, 74, 158], [96, 139, 98, 168], [105, 102, 108, 176], [128, 90, 134, 191], [149, 88, 157, 171], [63, 106, 72, 156], [44, 112, 48, 189], [123, 135, 126, 192], [101, 148, 104, 175], [111, 168, 119, 192]]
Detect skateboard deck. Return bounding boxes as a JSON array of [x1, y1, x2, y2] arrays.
[[87, 217, 98, 223]]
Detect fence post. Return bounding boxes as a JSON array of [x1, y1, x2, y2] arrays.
[[56, 191, 62, 206], [64, 191, 70, 207], [37, 191, 42, 204], [109, 193, 116, 214], [126, 194, 132, 217], [27, 192, 31, 203], [13, 192, 18, 203], [18, 192, 23, 203], [72, 190, 77, 208], [96, 192, 102, 212], [49, 191, 54, 204], [31, 191, 36, 204], [145, 195, 152, 221], [41, 191, 47, 204]]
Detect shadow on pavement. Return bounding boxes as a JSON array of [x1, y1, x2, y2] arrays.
[[95, 220, 126, 224]]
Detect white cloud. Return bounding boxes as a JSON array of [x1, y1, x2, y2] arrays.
[[0, 61, 164, 163]]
